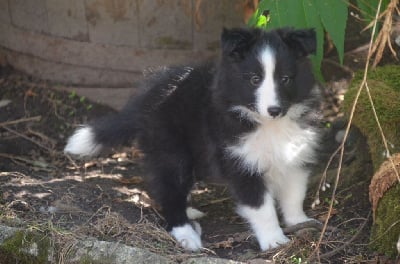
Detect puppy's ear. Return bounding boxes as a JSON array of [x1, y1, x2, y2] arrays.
[[221, 28, 258, 60], [278, 28, 316, 57]]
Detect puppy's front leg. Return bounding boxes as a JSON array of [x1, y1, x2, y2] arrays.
[[237, 192, 290, 251], [276, 168, 312, 227]]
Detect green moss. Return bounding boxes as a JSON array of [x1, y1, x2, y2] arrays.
[[0, 230, 50, 264], [370, 184, 400, 258], [343, 65, 400, 171]]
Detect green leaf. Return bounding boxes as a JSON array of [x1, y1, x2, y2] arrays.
[[356, 0, 390, 21], [248, 0, 350, 81], [314, 0, 348, 64], [356, 0, 390, 37], [302, 0, 324, 80]]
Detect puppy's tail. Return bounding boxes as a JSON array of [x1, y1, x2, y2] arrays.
[[64, 108, 138, 158]]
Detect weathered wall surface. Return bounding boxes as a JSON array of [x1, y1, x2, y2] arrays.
[[0, 0, 245, 87]]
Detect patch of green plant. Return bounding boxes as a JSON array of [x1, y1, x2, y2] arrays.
[[356, 0, 390, 36], [248, 0, 389, 80], [68, 90, 77, 99], [248, 0, 348, 80], [0, 230, 50, 264], [290, 255, 307, 264]]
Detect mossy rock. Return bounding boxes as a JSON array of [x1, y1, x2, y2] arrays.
[[343, 65, 400, 258], [0, 230, 50, 263], [369, 153, 400, 258], [370, 183, 400, 258], [342, 65, 400, 172]]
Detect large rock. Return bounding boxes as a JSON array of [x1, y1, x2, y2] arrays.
[[343, 65, 400, 258]]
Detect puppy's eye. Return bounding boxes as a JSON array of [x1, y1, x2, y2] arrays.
[[280, 76, 292, 86], [250, 75, 262, 86]]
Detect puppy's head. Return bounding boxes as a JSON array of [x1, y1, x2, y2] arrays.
[[215, 27, 317, 121]]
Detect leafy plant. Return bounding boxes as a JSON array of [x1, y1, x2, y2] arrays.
[[356, 0, 390, 31], [248, 0, 348, 80], [248, 0, 392, 79]]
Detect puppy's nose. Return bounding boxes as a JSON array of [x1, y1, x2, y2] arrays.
[[267, 106, 282, 118]]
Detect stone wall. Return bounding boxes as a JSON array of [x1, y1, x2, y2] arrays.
[[0, 0, 245, 87]]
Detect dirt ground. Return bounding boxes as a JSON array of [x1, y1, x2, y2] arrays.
[[0, 61, 397, 263]]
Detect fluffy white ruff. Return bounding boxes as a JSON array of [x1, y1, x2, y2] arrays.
[[170, 223, 202, 251], [64, 126, 102, 157], [227, 104, 318, 175], [237, 193, 289, 251]]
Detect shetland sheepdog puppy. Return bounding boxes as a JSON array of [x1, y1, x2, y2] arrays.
[[65, 27, 321, 251]]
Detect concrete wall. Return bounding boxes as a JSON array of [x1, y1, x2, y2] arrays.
[[0, 0, 245, 87]]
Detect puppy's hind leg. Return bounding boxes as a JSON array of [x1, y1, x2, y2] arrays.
[[146, 152, 202, 251]]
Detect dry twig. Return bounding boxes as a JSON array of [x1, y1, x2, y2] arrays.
[[319, 212, 371, 259], [0, 115, 42, 127], [2, 126, 54, 153]]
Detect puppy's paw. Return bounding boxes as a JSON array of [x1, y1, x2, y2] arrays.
[[258, 230, 290, 251], [170, 223, 202, 251]]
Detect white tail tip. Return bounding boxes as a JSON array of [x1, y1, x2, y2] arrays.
[[64, 126, 102, 157]]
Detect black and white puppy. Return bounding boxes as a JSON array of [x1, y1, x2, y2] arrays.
[[64, 27, 321, 251]]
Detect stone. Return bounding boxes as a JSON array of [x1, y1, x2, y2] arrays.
[[138, 0, 192, 49], [85, 0, 140, 47], [71, 239, 172, 264], [193, 0, 245, 51], [0, 0, 10, 23], [46, 0, 89, 41], [9, 0, 49, 33]]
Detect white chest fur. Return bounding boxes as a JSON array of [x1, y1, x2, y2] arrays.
[[227, 115, 318, 176]]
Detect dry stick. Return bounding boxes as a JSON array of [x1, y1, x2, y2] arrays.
[[319, 212, 371, 259], [370, 0, 398, 67], [2, 125, 54, 153], [309, 0, 384, 261], [0, 152, 50, 168], [0, 115, 41, 127]]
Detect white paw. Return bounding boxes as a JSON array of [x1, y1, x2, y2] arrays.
[[258, 230, 290, 251], [170, 223, 202, 251]]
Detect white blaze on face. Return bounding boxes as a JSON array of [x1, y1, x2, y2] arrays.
[[256, 47, 278, 118]]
